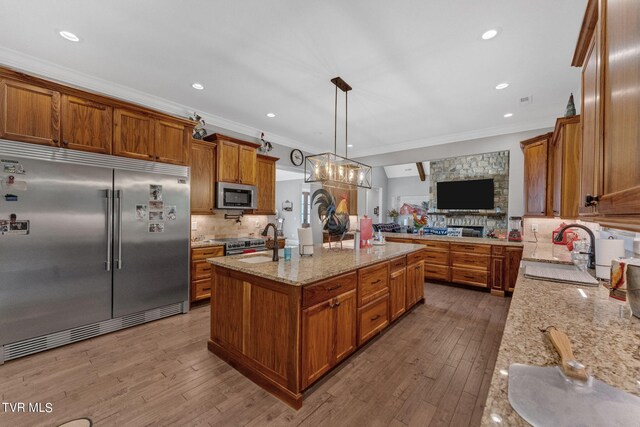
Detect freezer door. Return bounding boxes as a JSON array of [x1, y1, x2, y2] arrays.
[[112, 170, 189, 317], [0, 158, 113, 345]]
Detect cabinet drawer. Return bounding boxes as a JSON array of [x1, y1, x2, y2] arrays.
[[451, 268, 489, 288], [417, 240, 450, 251], [192, 246, 224, 260], [386, 237, 415, 244], [491, 245, 506, 256], [407, 250, 427, 266], [424, 264, 450, 281], [451, 252, 490, 270], [358, 262, 390, 306], [192, 260, 213, 279], [303, 272, 357, 309], [423, 250, 449, 266], [358, 294, 389, 345], [193, 278, 212, 300], [450, 243, 491, 255], [389, 256, 406, 273]]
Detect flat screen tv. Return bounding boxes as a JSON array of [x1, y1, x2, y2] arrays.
[[437, 179, 494, 210]]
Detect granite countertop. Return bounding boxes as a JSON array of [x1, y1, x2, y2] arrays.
[[521, 241, 573, 264], [481, 271, 640, 425], [191, 240, 226, 248], [383, 232, 524, 247], [206, 242, 423, 286]]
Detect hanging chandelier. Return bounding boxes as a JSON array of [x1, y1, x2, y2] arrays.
[[304, 77, 372, 189]]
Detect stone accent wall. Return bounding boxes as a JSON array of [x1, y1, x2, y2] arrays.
[[429, 150, 509, 233]]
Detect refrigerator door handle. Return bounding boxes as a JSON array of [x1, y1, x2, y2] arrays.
[[115, 189, 123, 269], [105, 189, 113, 271]]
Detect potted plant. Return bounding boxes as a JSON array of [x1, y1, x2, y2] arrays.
[[387, 209, 399, 223]]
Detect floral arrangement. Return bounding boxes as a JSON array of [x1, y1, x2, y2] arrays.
[[387, 209, 399, 222]]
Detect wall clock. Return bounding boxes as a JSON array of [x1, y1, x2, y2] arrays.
[[290, 149, 304, 166]]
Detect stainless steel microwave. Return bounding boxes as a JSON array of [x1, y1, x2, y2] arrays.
[[216, 182, 257, 210]]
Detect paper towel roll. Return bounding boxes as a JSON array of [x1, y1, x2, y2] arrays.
[[298, 228, 314, 256], [595, 238, 625, 280]]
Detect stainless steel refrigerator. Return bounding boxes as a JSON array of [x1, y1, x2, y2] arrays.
[[0, 140, 189, 363]]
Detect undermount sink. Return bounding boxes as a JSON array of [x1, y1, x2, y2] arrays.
[[237, 256, 274, 264], [521, 260, 599, 286]]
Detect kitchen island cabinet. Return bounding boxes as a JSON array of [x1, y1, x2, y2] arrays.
[[206, 242, 425, 408]]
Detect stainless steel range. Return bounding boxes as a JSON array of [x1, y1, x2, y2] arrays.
[[217, 237, 267, 255]]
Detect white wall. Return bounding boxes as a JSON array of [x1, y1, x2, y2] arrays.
[[275, 178, 306, 241], [355, 128, 552, 217], [386, 176, 430, 221]]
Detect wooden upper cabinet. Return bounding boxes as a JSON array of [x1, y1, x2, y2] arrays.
[[255, 155, 277, 214], [0, 79, 60, 146], [217, 140, 240, 182], [551, 116, 581, 218], [579, 32, 600, 216], [521, 134, 552, 216], [190, 140, 216, 214], [113, 108, 155, 161], [239, 145, 257, 185], [598, 0, 640, 215], [61, 94, 112, 154], [155, 119, 189, 166]]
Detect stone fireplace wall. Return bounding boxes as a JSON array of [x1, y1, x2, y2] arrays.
[[428, 150, 509, 233]]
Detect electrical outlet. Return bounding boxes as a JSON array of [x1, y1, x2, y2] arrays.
[[531, 223, 539, 233], [191, 220, 197, 231]]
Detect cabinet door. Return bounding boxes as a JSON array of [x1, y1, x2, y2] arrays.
[[389, 268, 406, 321], [523, 139, 549, 216], [113, 108, 155, 161], [491, 256, 505, 292], [333, 290, 357, 363], [0, 79, 60, 146], [413, 261, 424, 302], [552, 133, 563, 217], [255, 156, 276, 214], [505, 247, 523, 292], [405, 263, 417, 308], [217, 140, 239, 182], [239, 145, 257, 185], [190, 140, 215, 214], [155, 119, 189, 165], [301, 300, 333, 389], [61, 94, 112, 154], [599, 0, 640, 215], [560, 122, 582, 218], [580, 34, 600, 216]]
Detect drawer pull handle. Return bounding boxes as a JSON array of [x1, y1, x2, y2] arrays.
[[371, 314, 381, 321], [464, 275, 476, 280], [203, 287, 211, 291], [372, 279, 381, 284], [327, 285, 342, 291]]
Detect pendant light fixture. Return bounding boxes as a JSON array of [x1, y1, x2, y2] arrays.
[[304, 77, 372, 189]]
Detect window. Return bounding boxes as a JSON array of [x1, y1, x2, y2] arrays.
[[301, 191, 311, 227]]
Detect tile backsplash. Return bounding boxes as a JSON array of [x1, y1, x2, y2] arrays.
[[191, 213, 274, 240]]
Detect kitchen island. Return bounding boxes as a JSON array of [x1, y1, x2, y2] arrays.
[[481, 263, 640, 425], [206, 242, 426, 408]]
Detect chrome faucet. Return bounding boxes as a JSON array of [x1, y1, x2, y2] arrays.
[[261, 223, 279, 261], [553, 224, 596, 269]]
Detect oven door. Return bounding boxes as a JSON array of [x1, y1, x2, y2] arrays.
[[216, 182, 257, 209]]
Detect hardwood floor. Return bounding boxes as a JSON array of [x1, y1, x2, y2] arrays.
[[0, 282, 510, 427]]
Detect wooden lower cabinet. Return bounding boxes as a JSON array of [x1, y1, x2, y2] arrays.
[[190, 246, 224, 303], [450, 244, 490, 288], [358, 294, 390, 345], [301, 289, 357, 389], [389, 267, 407, 321], [505, 246, 524, 292], [406, 260, 425, 308]]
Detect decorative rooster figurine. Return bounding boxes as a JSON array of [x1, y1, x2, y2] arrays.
[[413, 211, 428, 229], [312, 189, 350, 240]]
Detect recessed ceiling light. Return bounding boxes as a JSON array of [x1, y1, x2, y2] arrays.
[[266, 113, 276, 118], [191, 83, 204, 90], [495, 83, 509, 90], [481, 29, 499, 40], [504, 113, 513, 118], [347, 144, 353, 148], [59, 30, 80, 42]]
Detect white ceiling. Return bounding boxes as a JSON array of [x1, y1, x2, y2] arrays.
[[384, 162, 430, 179], [0, 0, 585, 157]]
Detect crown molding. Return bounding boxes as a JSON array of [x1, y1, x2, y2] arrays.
[[0, 46, 318, 153], [351, 119, 557, 158]]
